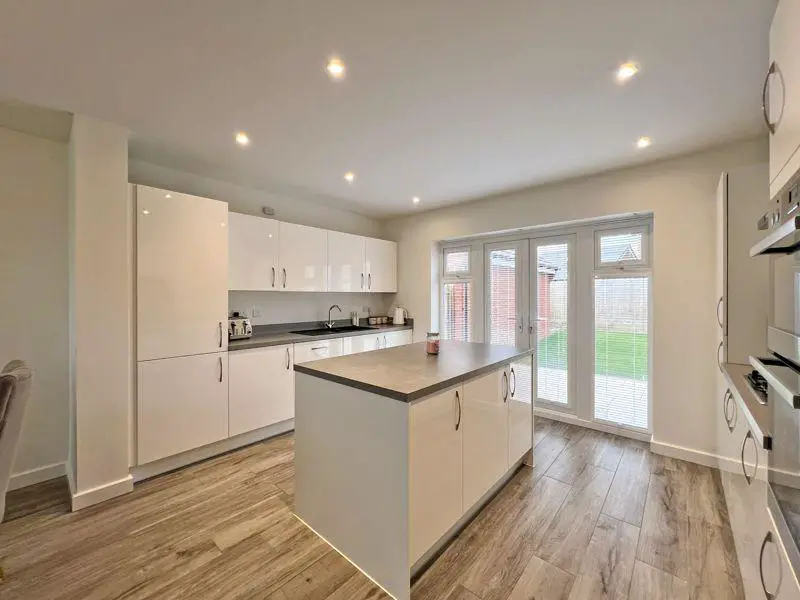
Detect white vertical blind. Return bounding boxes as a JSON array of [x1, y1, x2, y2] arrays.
[[487, 248, 517, 345], [441, 281, 472, 341], [536, 242, 569, 405], [593, 275, 649, 429]]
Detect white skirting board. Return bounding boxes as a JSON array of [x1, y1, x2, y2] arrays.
[[649, 439, 724, 470], [8, 462, 66, 491], [533, 407, 651, 442], [71, 475, 134, 511], [131, 419, 295, 482]]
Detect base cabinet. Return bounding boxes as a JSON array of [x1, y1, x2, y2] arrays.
[[228, 345, 294, 437], [508, 358, 533, 465], [294, 338, 344, 364], [462, 369, 509, 509], [409, 386, 463, 564], [137, 352, 229, 465]]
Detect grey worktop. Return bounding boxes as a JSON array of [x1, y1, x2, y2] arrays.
[[228, 320, 413, 351], [294, 340, 534, 402]]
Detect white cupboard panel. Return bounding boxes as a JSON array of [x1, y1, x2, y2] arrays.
[[137, 352, 228, 464], [769, 0, 800, 196], [294, 338, 344, 364], [508, 358, 533, 465], [365, 238, 397, 293], [279, 223, 327, 292], [385, 330, 413, 348], [409, 386, 463, 564], [342, 334, 382, 355], [328, 231, 366, 293], [137, 185, 228, 360], [228, 212, 279, 291], [462, 369, 509, 510], [228, 345, 294, 437]]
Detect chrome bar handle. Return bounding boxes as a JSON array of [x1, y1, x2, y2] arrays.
[[759, 531, 776, 599], [272, 266, 276, 288], [285, 347, 291, 370], [762, 61, 779, 135], [282, 268, 287, 288], [510, 367, 517, 397], [218, 356, 223, 383], [361, 273, 364, 290], [502, 371, 509, 402], [368, 273, 372, 290], [723, 390, 736, 433], [219, 322, 223, 348], [717, 297, 724, 328], [717, 341, 724, 373], [455, 391, 461, 431], [741, 430, 758, 486]]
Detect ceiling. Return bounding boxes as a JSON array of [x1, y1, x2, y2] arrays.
[[0, 0, 776, 217]]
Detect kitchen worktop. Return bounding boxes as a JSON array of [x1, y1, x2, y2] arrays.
[[228, 320, 413, 351], [294, 340, 533, 402]]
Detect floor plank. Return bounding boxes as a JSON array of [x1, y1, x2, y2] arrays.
[[628, 560, 689, 600], [505, 554, 575, 600], [687, 517, 744, 600]]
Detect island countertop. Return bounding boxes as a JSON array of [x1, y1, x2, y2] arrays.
[[293, 340, 533, 402]]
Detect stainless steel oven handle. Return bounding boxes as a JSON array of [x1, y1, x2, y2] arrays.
[[741, 430, 757, 486], [759, 530, 776, 599]]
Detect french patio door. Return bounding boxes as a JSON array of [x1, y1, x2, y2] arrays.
[[529, 236, 575, 411]]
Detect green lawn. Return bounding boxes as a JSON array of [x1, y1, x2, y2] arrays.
[[538, 330, 648, 380]]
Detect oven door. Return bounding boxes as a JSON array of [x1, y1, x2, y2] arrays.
[[771, 251, 800, 365]]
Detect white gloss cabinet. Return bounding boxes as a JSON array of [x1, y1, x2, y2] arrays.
[[279, 222, 328, 292], [228, 213, 280, 291], [409, 386, 463, 564], [462, 369, 510, 509], [328, 231, 366, 292], [137, 186, 229, 361], [365, 238, 398, 293], [294, 338, 344, 364], [507, 359, 533, 465], [228, 345, 294, 437], [342, 334, 382, 355], [768, 0, 800, 198], [384, 330, 413, 348], [137, 352, 229, 464]]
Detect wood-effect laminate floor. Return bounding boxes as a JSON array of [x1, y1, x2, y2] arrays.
[[0, 418, 742, 600]]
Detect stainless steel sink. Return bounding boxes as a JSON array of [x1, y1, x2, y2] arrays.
[[291, 325, 377, 336]]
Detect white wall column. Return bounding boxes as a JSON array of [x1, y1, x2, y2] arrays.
[[68, 115, 133, 509]]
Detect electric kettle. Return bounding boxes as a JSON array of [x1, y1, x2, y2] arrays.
[[393, 307, 408, 325]]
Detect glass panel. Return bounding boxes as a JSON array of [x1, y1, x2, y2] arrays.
[[599, 232, 643, 264], [594, 276, 649, 429], [536, 242, 569, 405], [487, 247, 517, 345], [441, 281, 472, 341], [445, 250, 470, 274]]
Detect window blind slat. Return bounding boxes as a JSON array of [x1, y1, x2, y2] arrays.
[[441, 281, 472, 341], [593, 275, 649, 429], [536, 243, 569, 405], [488, 248, 517, 346]]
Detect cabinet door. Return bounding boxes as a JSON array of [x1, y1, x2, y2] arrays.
[[328, 231, 366, 293], [769, 0, 800, 195], [279, 223, 328, 292], [228, 345, 294, 437], [462, 368, 510, 510], [759, 513, 800, 600], [137, 186, 228, 360], [137, 352, 228, 464], [365, 238, 397, 293], [228, 212, 279, 291], [294, 338, 344, 364], [715, 173, 728, 346], [385, 330, 413, 348], [342, 333, 381, 355], [409, 386, 463, 565], [508, 358, 533, 465]]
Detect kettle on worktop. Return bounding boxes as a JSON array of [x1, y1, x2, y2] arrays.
[[393, 307, 408, 325]]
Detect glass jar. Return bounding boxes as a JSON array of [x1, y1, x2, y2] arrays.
[[426, 332, 440, 355]]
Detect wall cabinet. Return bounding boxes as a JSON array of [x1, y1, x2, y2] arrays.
[[137, 352, 229, 465], [228, 345, 294, 437], [365, 238, 398, 293], [228, 212, 280, 291], [279, 222, 328, 292], [462, 369, 509, 509], [508, 358, 533, 465], [768, 0, 800, 198], [137, 185, 228, 361], [328, 231, 366, 292], [409, 386, 463, 564]]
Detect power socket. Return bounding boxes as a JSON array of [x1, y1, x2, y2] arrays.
[[251, 306, 263, 318]]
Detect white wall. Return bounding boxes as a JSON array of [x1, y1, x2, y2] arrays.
[[382, 137, 769, 457], [0, 126, 69, 483], [129, 159, 382, 237]]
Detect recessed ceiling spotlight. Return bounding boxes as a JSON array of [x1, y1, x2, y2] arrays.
[[142, 209, 150, 215], [636, 136, 652, 149], [326, 57, 346, 80], [616, 62, 639, 83], [344, 171, 355, 183], [235, 131, 250, 146], [165, 193, 172, 199], [412, 196, 421, 204]]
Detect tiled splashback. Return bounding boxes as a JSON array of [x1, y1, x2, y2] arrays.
[[229, 291, 396, 326]]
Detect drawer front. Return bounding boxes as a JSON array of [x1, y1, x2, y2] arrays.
[[294, 338, 344, 364]]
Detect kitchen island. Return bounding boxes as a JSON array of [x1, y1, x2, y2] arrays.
[[294, 341, 534, 600]]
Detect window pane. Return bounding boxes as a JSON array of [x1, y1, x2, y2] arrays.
[[488, 248, 517, 345], [441, 281, 472, 341], [445, 250, 470, 274], [594, 276, 649, 429], [536, 243, 569, 405], [599, 232, 643, 264]]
